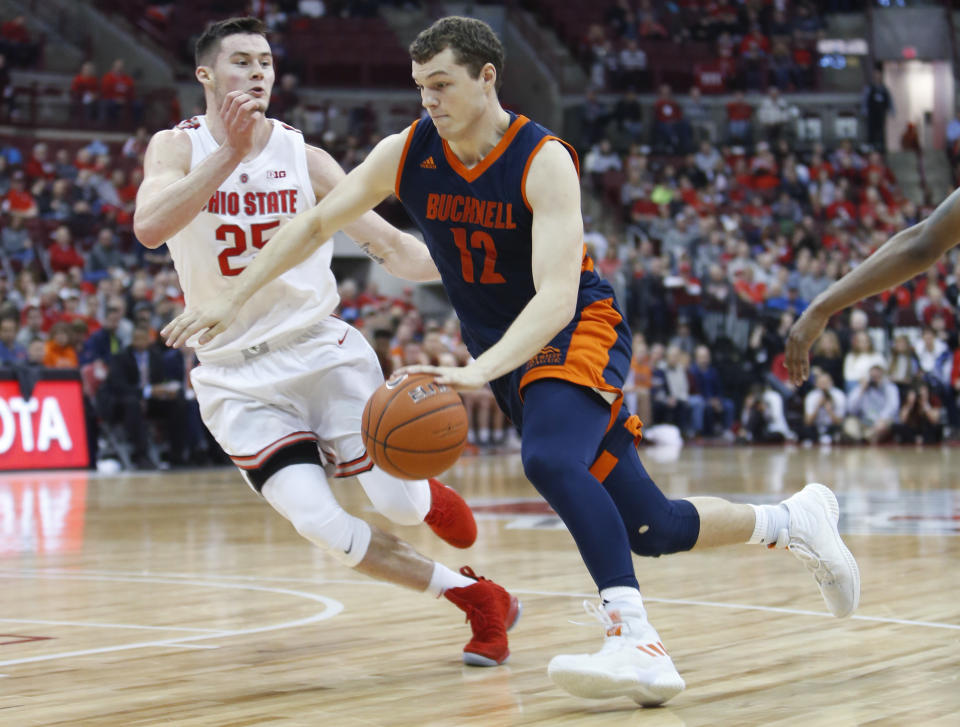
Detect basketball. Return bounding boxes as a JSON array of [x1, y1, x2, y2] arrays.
[[362, 372, 469, 479]]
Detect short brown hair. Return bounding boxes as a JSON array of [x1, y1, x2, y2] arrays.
[[409, 16, 504, 89], [195, 16, 268, 67]]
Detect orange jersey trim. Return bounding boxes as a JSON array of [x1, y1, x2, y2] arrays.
[[520, 135, 580, 213], [581, 246, 595, 273], [442, 115, 530, 183], [394, 119, 420, 201], [518, 297, 623, 404], [231, 431, 318, 470]]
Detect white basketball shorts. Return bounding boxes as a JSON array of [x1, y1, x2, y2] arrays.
[[190, 317, 383, 477]]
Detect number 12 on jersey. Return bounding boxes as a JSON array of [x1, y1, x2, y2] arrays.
[[451, 227, 505, 284], [216, 221, 281, 276]]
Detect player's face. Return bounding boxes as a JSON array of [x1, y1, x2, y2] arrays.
[[412, 48, 490, 140], [205, 33, 274, 112]]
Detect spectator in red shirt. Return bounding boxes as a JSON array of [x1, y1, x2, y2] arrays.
[[920, 286, 955, 330], [24, 142, 55, 182], [636, 10, 668, 39], [0, 16, 30, 44], [738, 25, 771, 58], [52, 289, 99, 332], [119, 168, 142, 204], [70, 61, 99, 121], [0, 16, 39, 66], [48, 225, 85, 274], [738, 25, 770, 91], [725, 90, 753, 146], [734, 266, 766, 305], [826, 185, 856, 223], [807, 149, 834, 183], [861, 150, 894, 186], [100, 58, 137, 125], [74, 147, 96, 172], [791, 31, 816, 89], [652, 83, 690, 153], [2, 170, 37, 218]]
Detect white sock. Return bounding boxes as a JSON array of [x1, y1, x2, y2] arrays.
[[747, 503, 790, 545], [600, 586, 644, 609], [426, 562, 475, 597]]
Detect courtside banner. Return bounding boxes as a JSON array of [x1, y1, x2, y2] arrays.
[[0, 374, 89, 470]]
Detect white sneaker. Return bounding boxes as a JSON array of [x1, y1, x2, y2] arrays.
[[778, 483, 860, 618], [547, 601, 685, 706]]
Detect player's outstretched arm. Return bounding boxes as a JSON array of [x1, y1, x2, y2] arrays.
[[401, 140, 582, 390], [162, 132, 402, 348], [306, 143, 441, 282], [134, 91, 263, 248], [786, 186, 960, 385]]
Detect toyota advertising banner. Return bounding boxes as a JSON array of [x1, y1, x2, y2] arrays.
[[0, 372, 89, 471]]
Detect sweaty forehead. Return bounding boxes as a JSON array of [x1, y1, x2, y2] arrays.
[[411, 48, 461, 82], [218, 34, 272, 60]]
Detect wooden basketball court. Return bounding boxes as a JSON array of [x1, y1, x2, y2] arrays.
[[2, 445, 958, 726]]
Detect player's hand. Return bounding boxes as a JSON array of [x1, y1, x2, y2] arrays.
[[220, 90, 263, 158], [785, 307, 828, 387], [161, 295, 241, 349], [394, 363, 488, 392]]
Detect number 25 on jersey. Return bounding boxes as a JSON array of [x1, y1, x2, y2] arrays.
[[216, 221, 281, 277]]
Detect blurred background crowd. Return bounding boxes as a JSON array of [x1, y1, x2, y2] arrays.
[[3, 0, 960, 470]]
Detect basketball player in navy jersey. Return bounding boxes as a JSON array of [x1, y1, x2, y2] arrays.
[[136, 16, 519, 669], [164, 17, 860, 706]]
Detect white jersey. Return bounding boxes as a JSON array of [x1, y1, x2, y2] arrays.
[[166, 115, 337, 363]]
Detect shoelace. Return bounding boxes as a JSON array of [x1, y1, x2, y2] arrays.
[[569, 601, 650, 656], [570, 601, 628, 636], [786, 540, 836, 586], [425, 503, 451, 528], [770, 524, 837, 587], [453, 567, 495, 631]]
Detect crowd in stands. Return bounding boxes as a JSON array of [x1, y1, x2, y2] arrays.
[[570, 49, 960, 447], [2, 1, 957, 474], [0, 10, 146, 130], [69, 59, 143, 128], [571, 0, 848, 94], [0, 127, 217, 469]]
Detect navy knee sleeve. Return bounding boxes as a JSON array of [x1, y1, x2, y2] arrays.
[[626, 496, 699, 557], [595, 408, 701, 557]]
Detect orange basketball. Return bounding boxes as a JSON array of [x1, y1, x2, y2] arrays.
[[362, 372, 469, 479]]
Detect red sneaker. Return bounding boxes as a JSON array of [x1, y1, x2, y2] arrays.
[[444, 566, 521, 666], [424, 478, 477, 548]]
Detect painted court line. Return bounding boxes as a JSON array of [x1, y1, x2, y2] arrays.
[[0, 617, 228, 634], [9, 568, 957, 633], [0, 571, 342, 668], [510, 588, 960, 632], [1, 567, 956, 674], [161, 643, 220, 650]]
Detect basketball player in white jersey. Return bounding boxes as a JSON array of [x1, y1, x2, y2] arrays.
[[133, 17, 519, 667]]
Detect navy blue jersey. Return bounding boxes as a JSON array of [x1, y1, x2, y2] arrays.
[[396, 112, 631, 410]]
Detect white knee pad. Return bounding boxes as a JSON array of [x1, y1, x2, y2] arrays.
[[261, 463, 372, 567], [357, 467, 431, 526]]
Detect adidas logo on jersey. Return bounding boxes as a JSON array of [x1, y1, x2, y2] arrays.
[[420, 156, 437, 169]]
